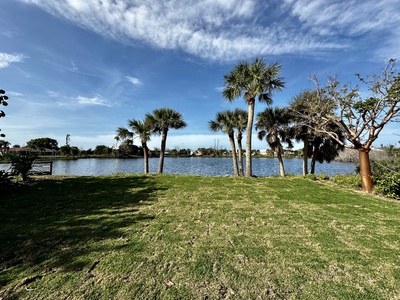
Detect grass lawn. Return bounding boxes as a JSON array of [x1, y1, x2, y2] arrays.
[[1, 174, 399, 299]]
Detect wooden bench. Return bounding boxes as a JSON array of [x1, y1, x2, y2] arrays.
[[28, 161, 53, 175]]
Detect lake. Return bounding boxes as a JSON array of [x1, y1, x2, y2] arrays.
[[24, 157, 357, 177]]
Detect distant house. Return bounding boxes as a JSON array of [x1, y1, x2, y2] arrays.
[[7, 147, 59, 156]]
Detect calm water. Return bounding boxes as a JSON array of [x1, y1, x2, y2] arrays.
[[37, 157, 357, 177]]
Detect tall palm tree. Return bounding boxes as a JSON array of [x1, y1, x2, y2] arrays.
[[148, 108, 187, 174], [209, 110, 239, 176], [115, 117, 152, 174], [222, 58, 285, 177], [232, 108, 248, 176], [256, 107, 293, 177]]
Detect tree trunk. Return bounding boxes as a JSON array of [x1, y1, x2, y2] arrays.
[[359, 148, 373, 192], [302, 135, 309, 176], [277, 152, 285, 177], [310, 148, 318, 175], [246, 99, 255, 177], [158, 129, 168, 174], [237, 132, 244, 176], [142, 142, 149, 174], [229, 133, 239, 176]]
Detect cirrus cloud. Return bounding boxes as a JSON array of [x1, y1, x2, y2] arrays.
[[0, 52, 26, 68]]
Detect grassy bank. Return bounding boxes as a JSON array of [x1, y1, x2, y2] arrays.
[[1, 175, 399, 299]]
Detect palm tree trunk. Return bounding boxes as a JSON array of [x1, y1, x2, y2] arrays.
[[158, 129, 168, 174], [142, 142, 149, 174], [359, 148, 373, 191], [237, 132, 244, 176], [303, 135, 309, 176], [277, 152, 285, 177], [246, 99, 255, 177], [310, 148, 318, 175], [229, 133, 239, 176]]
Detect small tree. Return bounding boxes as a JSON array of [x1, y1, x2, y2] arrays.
[[116, 117, 153, 173], [7, 152, 39, 182], [301, 59, 400, 191], [209, 110, 239, 176]]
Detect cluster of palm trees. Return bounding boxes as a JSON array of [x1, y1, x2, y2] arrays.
[[115, 108, 186, 174], [211, 58, 345, 177], [117, 58, 345, 177]]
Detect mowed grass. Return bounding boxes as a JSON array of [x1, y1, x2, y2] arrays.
[[0, 174, 399, 299]]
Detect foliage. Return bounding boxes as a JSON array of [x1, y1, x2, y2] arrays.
[[0, 170, 12, 189], [0, 89, 9, 137], [296, 59, 400, 191], [93, 145, 113, 155], [371, 159, 400, 199], [0, 139, 10, 154], [1, 175, 399, 299], [26, 137, 59, 150], [256, 106, 293, 176], [6, 152, 39, 181]]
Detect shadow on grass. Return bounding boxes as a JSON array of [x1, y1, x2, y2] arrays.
[[0, 175, 164, 293]]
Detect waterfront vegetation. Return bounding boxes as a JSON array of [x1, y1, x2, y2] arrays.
[[1, 174, 399, 299]]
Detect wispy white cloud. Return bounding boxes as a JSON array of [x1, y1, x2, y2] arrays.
[[18, 0, 347, 61], [126, 76, 143, 86], [77, 95, 110, 106], [284, 0, 400, 36], [7, 91, 24, 96], [0, 52, 26, 68]]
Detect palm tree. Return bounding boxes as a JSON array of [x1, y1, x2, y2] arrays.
[[232, 108, 248, 176], [222, 58, 285, 177], [0, 140, 10, 154], [209, 110, 239, 176], [289, 89, 343, 175], [308, 125, 345, 174], [256, 107, 293, 177], [148, 108, 187, 174], [115, 117, 153, 173]]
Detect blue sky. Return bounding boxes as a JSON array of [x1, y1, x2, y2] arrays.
[[1, 0, 399, 151]]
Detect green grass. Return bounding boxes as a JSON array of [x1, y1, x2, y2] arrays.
[[1, 174, 399, 299]]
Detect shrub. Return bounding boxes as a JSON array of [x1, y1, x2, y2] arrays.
[[305, 174, 317, 181], [371, 159, 400, 199], [6, 152, 39, 181], [316, 173, 330, 180]]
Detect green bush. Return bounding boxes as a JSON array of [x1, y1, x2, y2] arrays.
[[305, 174, 317, 181], [316, 173, 330, 180], [6, 152, 39, 181], [371, 159, 400, 199]]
